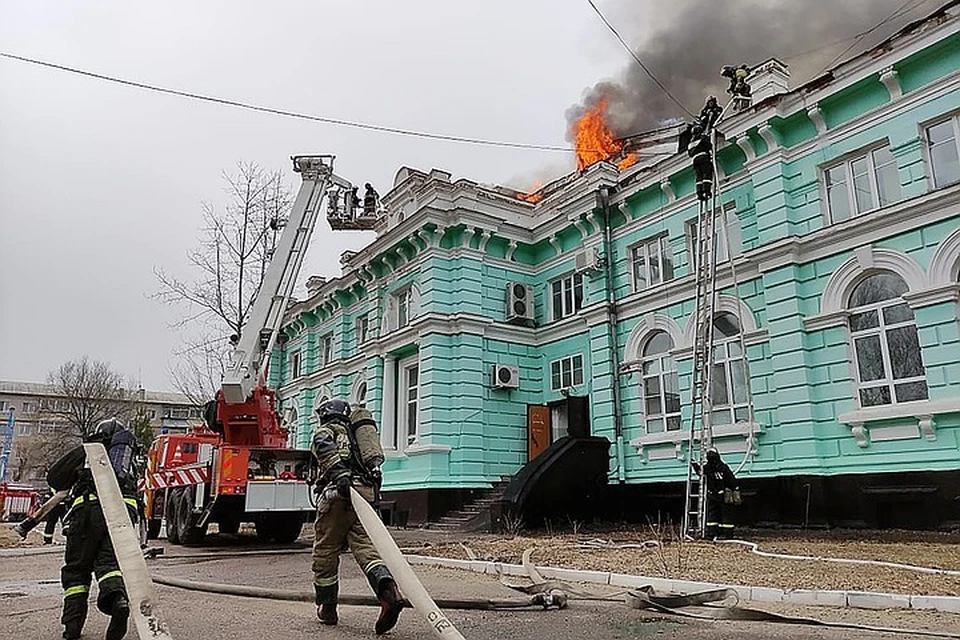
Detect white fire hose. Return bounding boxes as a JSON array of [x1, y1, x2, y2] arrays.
[[350, 487, 466, 640]]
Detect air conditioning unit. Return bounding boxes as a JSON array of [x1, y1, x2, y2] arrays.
[[505, 282, 535, 325], [575, 247, 600, 273], [492, 364, 520, 389]]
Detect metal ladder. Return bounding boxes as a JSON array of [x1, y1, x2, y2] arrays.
[[682, 98, 737, 539]]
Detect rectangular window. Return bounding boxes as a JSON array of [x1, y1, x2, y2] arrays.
[[146, 409, 157, 420], [399, 359, 420, 445], [550, 355, 584, 391], [822, 144, 902, 223], [686, 204, 741, 272], [396, 288, 414, 329], [319, 334, 333, 368], [632, 235, 674, 292], [550, 273, 584, 321], [926, 115, 960, 189], [290, 350, 302, 379], [21, 401, 36, 414], [356, 314, 370, 345]]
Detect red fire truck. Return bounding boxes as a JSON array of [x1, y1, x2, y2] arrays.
[[142, 155, 373, 545]]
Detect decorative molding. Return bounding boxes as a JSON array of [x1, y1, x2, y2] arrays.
[[506, 240, 519, 262], [758, 124, 779, 151], [572, 217, 590, 241], [866, 423, 920, 443], [548, 234, 562, 255], [879, 66, 902, 100], [623, 314, 687, 365], [928, 224, 960, 286], [478, 229, 492, 253], [839, 398, 960, 446], [431, 226, 447, 248], [404, 443, 453, 456], [462, 226, 476, 249], [803, 310, 849, 332], [819, 247, 928, 315], [902, 283, 960, 308], [736, 135, 756, 163], [807, 105, 828, 135], [682, 294, 761, 346], [660, 180, 676, 203]]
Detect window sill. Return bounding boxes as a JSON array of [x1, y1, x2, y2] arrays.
[[630, 422, 761, 461], [838, 398, 960, 447], [403, 443, 452, 457]]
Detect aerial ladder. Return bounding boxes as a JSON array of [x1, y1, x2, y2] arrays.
[[142, 155, 382, 544], [681, 97, 758, 539]]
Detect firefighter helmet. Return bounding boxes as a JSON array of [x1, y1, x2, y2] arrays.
[[87, 417, 125, 444], [316, 399, 351, 426]]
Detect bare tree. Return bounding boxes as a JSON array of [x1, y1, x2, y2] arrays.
[[45, 357, 133, 441], [155, 161, 293, 401]]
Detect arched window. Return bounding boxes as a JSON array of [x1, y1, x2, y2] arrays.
[[641, 331, 681, 433], [352, 375, 368, 407], [710, 313, 750, 427], [847, 273, 928, 406]]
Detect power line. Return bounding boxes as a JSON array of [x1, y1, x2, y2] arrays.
[[819, 0, 930, 74], [0, 51, 672, 156], [584, 0, 695, 118]]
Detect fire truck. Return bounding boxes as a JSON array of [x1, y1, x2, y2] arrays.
[[143, 155, 377, 545]]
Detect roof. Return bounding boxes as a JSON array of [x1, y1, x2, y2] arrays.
[[0, 380, 196, 406]]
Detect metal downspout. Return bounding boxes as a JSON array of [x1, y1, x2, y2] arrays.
[[597, 187, 626, 484]]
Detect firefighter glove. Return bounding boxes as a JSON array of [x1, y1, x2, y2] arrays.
[[336, 474, 352, 499]]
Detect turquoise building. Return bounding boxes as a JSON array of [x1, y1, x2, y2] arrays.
[[276, 5, 960, 528]]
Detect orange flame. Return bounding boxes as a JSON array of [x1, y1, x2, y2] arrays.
[[517, 180, 544, 204], [574, 96, 637, 172]]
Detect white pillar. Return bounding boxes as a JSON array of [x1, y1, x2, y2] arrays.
[[381, 356, 397, 450]]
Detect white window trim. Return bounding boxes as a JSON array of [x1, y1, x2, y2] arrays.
[[686, 203, 740, 271], [355, 314, 370, 345], [922, 112, 960, 191], [820, 141, 899, 224], [640, 338, 681, 435], [847, 294, 928, 410], [549, 273, 584, 322], [397, 355, 420, 448], [630, 234, 674, 292], [709, 331, 751, 428], [319, 333, 334, 368], [290, 349, 303, 380], [549, 354, 584, 391]]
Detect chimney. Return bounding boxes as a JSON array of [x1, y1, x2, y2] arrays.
[[305, 275, 327, 297], [747, 58, 790, 103]]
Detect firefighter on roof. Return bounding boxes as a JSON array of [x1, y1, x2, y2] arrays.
[[363, 183, 379, 217], [310, 399, 404, 634], [47, 417, 140, 640]]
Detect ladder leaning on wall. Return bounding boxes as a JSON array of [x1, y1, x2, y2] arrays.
[[681, 96, 758, 540]]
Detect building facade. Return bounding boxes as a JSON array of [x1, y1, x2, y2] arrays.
[[275, 6, 960, 528], [0, 381, 200, 484]]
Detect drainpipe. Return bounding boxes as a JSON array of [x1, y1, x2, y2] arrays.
[[597, 186, 626, 484]]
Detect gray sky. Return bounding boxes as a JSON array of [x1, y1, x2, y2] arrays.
[[0, 0, 934, 391], [0, 0, 634, 390]]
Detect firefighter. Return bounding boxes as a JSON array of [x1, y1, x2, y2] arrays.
[[698, 95, 723, 133], [687, 124, 714, 202], [310, 399, 403, 634], [363, 183, 379, 217], [695, 448, 740, 539], [48, 418, 140, 640], [41, 488, 67, 545]]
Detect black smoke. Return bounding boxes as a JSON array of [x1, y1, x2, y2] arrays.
[[567, 0, 938, 139]]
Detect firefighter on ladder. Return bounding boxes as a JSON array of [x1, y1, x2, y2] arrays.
[[687, 124, 714, 203], [694, 448, 740, 539], [47, 418, 140, 640], [310, 399, 404, 634]]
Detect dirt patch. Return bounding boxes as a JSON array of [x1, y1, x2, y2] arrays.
[[0, 525, 43, 549], [418, 528, 960, 597]]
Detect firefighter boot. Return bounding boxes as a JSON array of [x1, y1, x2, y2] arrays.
[[375, 579, 404, 635], [105, 594, 130, 640], [317, 604, 338, 626], [61, 594, 88, 640]]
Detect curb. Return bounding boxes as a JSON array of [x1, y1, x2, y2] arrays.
[[0, 546, 62, 558], [406, 554, 960, 615]]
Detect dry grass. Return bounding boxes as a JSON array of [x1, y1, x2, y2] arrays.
[[421, 528, 960, 596]]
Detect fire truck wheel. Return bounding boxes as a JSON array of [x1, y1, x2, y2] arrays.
[[177, 487, 208, 546], [166, 489, 182, 545]]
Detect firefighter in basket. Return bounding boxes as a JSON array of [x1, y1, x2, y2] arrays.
[[310, 399, 404, 634]]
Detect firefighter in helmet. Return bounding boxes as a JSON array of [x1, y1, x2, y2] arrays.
[[687, 124, 714, 203], [694, 447, 740, 539], [47, 417, 140, 640], [310, 398, 403, 634]]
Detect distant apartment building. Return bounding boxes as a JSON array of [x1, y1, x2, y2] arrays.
[[0, 380, 200, 484]]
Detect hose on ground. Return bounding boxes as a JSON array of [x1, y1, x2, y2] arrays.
[[151, 573, 567, 611], [717, 539, 960, 576]]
